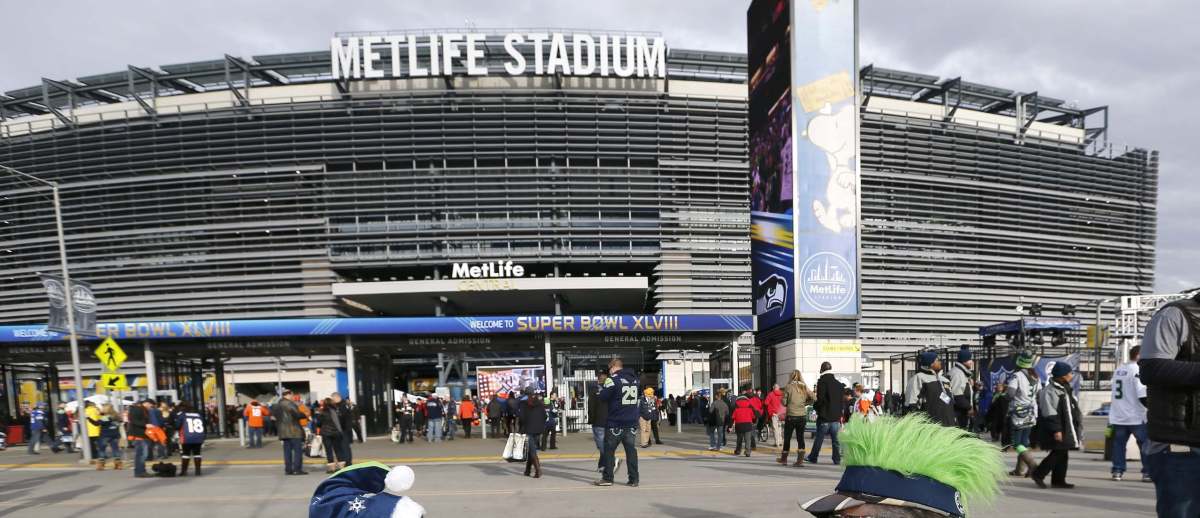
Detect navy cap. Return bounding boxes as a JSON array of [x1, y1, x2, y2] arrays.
[[918, 351, 938, 367], [1051, 362, 1073, 378], [957, 347, 972, 363]]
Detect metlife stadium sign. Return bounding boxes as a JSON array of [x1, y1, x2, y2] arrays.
[[749, 0, 860, 329], [330, 32, 667, 80]]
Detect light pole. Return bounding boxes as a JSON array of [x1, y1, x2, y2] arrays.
[[0, 164, 91, 462]]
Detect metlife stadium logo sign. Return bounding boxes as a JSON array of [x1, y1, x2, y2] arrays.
[[330, 32, 667, 80]]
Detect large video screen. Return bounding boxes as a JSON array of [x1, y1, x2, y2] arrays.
[[749, 0, 797, 330]]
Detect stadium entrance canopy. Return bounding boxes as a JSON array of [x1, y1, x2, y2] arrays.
[[0, 314, 753, 363]]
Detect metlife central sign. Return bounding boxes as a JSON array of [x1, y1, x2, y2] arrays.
[[330, 32, 667, 80]]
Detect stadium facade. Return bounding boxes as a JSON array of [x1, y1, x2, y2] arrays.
[[0, 29, 1158, 400]]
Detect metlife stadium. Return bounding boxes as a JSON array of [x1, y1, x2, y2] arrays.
[[0, 23, 1157, 425]]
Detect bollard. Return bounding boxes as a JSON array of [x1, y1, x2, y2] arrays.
[[677, 407, 682, 433], [239, 418, 246, 448]]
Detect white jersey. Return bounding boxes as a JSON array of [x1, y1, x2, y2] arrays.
[[1108, 361, 1147, 426]]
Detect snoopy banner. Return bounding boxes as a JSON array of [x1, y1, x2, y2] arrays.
[[749, 0, 860, 328]]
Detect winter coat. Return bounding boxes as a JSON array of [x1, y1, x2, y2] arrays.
[[274, 397, 306, 440], [317, 406, 344, 439], [1038, 379, 1083, 451], [487, 398, 503, 419], [732, 397, 759, 424], [783, 381, 815, 418], [948, 362, 975, 412], [127, 404, 149, 439], [815, 373, 846, 422], [706, 397, 730, 427], [904, 368, 957, 427], [587, 388, 609, 426], [764, 389, 784, 417], [1006, 370, 1040, 430], [519, 398, 548, 435]]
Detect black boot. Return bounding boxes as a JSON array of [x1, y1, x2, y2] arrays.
[[524, 457, 533, 477], [194, 458, 202, 476], [533, 456, 542, 478], [180, 458, 190, 476]]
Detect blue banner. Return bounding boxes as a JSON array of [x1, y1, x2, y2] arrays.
[[0, 314, 754, 343], [790, 0, 859, 318]]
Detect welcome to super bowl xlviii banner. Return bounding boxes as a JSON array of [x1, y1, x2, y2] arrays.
[[750, 0, 860, 330]]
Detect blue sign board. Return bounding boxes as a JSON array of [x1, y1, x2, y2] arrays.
[[0, 314, 754, 343]]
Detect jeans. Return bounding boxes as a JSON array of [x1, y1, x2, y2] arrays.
[[1110, 423, 1149, 475], [249, 427, 264, 448], [427, 418, 444, 442], [770, 415, 784, 447], [1012, 426, 1033, 450], [1146, 449, 1200, 518], [26, 428, 45, 453], [132, 439, 149, 475], [601, 426, 639, 484], [524, 432, 540, 473], [340, 434, 354, 464], [96, 435, 120, 459], [807, 420, 841, 464], [282, 438, 304, 474], [592, 426, 606, 467], [706, 425, 726, 449], [781, 416, 807, 454], [446, 417, 457, 440]]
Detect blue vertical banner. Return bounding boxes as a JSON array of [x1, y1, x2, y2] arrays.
[[748, 0, 798, 330], [790, 0, 860, 318], [750, 0, 860, 327]]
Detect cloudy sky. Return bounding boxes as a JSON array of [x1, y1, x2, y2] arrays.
[[2, 0, 1194, 292]]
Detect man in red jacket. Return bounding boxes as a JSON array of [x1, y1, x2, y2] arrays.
[[764, 384, 785, 447]]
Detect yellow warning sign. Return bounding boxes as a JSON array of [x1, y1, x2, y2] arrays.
[[99, 373, 129, 390], [94, 337, 127, 372]]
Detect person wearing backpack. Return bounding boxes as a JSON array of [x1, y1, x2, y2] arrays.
[[705, 389, 730, 451]]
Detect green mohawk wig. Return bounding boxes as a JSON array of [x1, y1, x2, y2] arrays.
[[839, 414, 1006, 512]]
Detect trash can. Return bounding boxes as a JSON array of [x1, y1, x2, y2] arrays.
[[6, 425, 24, 445]]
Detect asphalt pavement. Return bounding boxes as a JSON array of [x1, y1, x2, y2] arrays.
[[0, 423, 1156, 517]]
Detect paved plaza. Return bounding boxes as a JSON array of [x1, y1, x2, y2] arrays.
[[0, 421, 1156, 517]]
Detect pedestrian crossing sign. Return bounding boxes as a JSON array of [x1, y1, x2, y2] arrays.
[[99, 373, 129, 390], [94, 337, 127, 371]]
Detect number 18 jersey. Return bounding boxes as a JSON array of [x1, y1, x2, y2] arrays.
[[176, 411, 207, 445]]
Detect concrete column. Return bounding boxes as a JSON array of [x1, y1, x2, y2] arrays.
[[4, 365, 16, 417], [730, 340, 740, 393], [345, 336, 357, 402], [144, 340, 158, 399], [544, 336, 553, 395], [384, 350, 394, 431], [214, 357, 228, 437]]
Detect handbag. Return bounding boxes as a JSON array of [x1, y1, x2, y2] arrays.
[[502, 433, 516, 460], [305, 434, 325, 458], [510, 433, 527, 462]]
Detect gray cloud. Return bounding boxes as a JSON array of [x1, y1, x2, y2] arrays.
[[2, 0, 1191, 292]]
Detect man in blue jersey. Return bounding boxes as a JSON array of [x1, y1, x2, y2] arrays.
[[27, 403, 47, 454], [174, 402, 207, 476], [593, 358, 641, 487]]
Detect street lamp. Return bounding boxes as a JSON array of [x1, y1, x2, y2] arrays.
[[0, 164, 91, 462]]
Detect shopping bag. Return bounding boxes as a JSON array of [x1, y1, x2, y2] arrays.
[[305, 434, 325, 458], [390, 427, 401, 443], [510, 433, 527, 462], [502, 433, 516, 460]]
